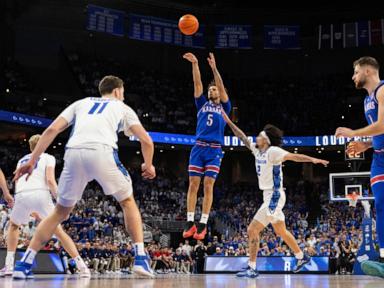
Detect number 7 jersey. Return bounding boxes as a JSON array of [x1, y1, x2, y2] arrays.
[[59, 97, 141, 149], [195, 95, 231, 144]]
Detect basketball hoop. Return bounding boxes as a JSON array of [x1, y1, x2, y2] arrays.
[[346, 194, 360, 207]]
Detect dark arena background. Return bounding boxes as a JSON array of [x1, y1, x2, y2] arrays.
[[0, 0, 384, 287]]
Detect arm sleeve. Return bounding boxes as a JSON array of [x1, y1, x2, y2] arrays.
[[268, 147, 289, 164], [123, 106, 142, 136], [195, 94, 208, 111], [221, 99, 231, 115]]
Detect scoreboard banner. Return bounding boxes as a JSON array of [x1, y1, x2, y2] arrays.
[[215, 25, 252, 49], [129, 14, 205, 48], [87, 4, 125, 37], [0, 249, 64, 274], [205, 256, 329, 273], [0, 110, 371, 147]]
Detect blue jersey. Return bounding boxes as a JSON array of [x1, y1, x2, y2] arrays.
[[195, 95, 231, 144], [364, 80, 384, 150]]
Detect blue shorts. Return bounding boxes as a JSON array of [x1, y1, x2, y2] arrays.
[[188, 141, 223, 179], [370, 152, 384, 186]]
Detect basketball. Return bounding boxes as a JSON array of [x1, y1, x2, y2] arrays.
[[178, 14, 199, 35]]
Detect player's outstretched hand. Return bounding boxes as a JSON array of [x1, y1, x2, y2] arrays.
[[312, 158, 329, 167], [3, 192, 14, 208], [207, 52, 216, 70], [335, 127, 356, 138], [141, 163, 156, 180], [346, 141, 370, 154], [183, 53, 198, 63], [13, 161, 35, 182]]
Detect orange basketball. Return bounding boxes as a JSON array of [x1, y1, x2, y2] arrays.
[[178, 14, 199, 36]]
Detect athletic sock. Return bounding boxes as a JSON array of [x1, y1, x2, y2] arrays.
[[187, 212, 195, 222], [200, 214, 209, 224], [295, 251, 304, 260], [20, 248, 37, 265]]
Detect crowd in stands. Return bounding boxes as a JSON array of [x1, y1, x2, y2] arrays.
[[1, 51, 364, 137], [0, 142, 377, 275]]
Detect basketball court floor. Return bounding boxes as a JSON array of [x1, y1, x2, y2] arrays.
[[0, 274, 382, 288]]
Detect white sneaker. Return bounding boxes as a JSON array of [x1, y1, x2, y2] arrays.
[[79, 266, 91, 278], [0, 266, 13, 277]]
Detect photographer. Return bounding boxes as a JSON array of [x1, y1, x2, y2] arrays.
[[338, 237, 351, 275]]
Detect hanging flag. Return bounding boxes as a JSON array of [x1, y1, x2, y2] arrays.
[[318, 24, 332, 49], [357, 21, 369, 47], [332, 23, 343, 49], [370, 19, 383, 46], [343, 22, 357, 48]]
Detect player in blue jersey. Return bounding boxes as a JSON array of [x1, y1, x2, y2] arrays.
[[335, 56, 384, 278], [182, 52, 231, 240]]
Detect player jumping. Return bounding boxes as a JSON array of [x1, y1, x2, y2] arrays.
[[222, 111, 329, 278], [182, 52, 231, 240]]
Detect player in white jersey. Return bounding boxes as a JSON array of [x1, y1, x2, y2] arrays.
[[12, 75, 156, 279], [0, 135, 90, 278], [221, 111, 329, 278]]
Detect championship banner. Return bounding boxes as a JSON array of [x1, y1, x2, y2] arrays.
[[215, 25, 252, 49], [129, 14, 205, 48], [264, 25, 300, 49], [87, 5, 125, 37]]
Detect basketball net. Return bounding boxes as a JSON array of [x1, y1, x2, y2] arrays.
[[346, 194, 360, 208]]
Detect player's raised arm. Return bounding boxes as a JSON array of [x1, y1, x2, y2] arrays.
[[207, 53, 229, 103], [183, 52, 203, 98], [221, 108, 253, 151], [13, 116, 69, 181], [335, 86, 384, 138], [283, 153, 329, 166]]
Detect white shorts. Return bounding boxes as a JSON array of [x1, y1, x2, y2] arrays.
[[10, 190, 55, 226], [253, 189, 286, 227], [57, 146, 133, 207]]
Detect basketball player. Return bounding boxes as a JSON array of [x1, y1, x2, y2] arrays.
[[182, 52, 231, 240], [221, 111, 329, 277], [0, 135, 90, 278], [12, 75, 156, 279], [335, 56, 384, 278], [0, 168, 13, 207]]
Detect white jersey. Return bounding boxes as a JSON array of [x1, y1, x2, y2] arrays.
[[15, 153, 56, 193], [60, 97, 141, 149], [251, 145, 288, 191]]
